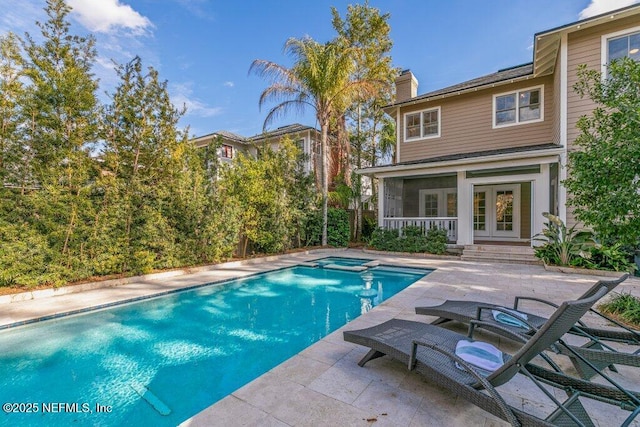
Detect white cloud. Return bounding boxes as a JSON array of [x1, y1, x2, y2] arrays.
[[579, 0, 640, 19], [223, 81, 235, 87], [67, 0, 153, 35], [171, 82, 222, 118]]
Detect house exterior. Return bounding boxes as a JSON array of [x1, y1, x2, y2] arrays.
[[360, 5, 640, 247], [191, 124, 320, 175]]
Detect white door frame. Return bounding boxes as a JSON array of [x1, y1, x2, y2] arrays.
[[473, 184, 521, 240]]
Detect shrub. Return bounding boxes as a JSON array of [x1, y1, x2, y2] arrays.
[[304, 208, 350, 247], [425, 228, 448, 255], [599, 293, 640, 328], [369, 227, 399, 251], [302, 210, 323, 247], [327, 208, 350, 247], [368, 225, 448, 254], [584, 243, 636, 273], [361, 215, 377, 241], [533, 213, 594, 267]]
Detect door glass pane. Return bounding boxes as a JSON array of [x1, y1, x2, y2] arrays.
[[495, 190, 514, 231], [473, 191, 486, 231], [446, 192, 457, 217], [423, 194, 438, 217]]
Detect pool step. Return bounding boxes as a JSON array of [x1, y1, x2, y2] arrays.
[[298, 262, 319, 268], [322, 264, 368, 272], [461, 245, 541, 265], [130, 382, 171, 416]]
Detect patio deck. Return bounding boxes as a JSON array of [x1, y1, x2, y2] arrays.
[[1, 249, 638, 426]]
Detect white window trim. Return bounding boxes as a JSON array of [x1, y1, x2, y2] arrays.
[[418, 188, 457, 217], [492, 85, 544, 129], [601, 25, 640, 76], [403, 106, 441, 142], [221, 144, 233, 159]]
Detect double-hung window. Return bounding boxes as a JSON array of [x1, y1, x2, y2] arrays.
[[602, 27, 640, 75], [221, 144, 233, 159], [404, 107, 440, 141], [493, 86, 542, 127]]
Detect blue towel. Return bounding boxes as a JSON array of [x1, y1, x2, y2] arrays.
[[455, 340, 504, 376], [492, 307, 529, 329]]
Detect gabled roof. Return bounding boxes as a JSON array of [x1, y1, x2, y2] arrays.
[[533, 3, 640, 76], [192, 123, 319, 146], [250, 124, 318, 141], [386, 63, 533, 110], [191, 130, 248, 145], [385, 3, 640, 112], [357, 144, 563, 176]]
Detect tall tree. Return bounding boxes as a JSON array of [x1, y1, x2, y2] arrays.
[[565, 58, 640, 246], [0, 32, 25, 188], [331, 2, 396, 240], [100, 56, 186, 272], [21, 0, 100, 266], [250, 37, 376, 246]]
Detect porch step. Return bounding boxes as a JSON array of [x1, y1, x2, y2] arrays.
[[461, 245, 541, 265]]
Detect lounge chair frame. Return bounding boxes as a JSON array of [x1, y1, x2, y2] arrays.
[[345, 287, 610, 426]]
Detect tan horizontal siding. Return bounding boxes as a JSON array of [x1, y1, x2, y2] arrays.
[[567, 16, 640, 148], [399, 76, 554, 163], [566, 16, 640, 229]]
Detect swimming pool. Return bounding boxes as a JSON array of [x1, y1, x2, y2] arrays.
[[0, 260, 431, 426]]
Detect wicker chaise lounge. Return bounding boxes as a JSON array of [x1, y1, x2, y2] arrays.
[[345, 287, 617, 426], [414, 274, 638, 378]]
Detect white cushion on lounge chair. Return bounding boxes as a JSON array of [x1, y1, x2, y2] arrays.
[[492, 307, 529, 329], [455, 340, 504, 374]]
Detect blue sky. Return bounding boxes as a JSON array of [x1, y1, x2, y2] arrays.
[[1, 0, 638, 138]]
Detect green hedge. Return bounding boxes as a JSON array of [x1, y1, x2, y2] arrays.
[[368, 226, 448, 254], [304, 208, 350, 247]]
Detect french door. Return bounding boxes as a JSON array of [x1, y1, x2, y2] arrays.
[[473, 185, 520, 239]]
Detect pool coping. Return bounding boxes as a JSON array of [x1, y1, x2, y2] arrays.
[[0, 248, 348, 305], [0, 252, 433, 331]]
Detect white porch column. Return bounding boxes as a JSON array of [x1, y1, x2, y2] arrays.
[[532, 164, 551, 246], [456, 171, 473, 245], [378, 177, 385, 228]]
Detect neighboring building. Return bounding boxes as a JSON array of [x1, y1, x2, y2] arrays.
[[359, 4, 640, 247], [191, 124, 320, 175]]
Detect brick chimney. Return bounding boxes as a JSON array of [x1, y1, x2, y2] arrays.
[[395, 69, 418, 103]]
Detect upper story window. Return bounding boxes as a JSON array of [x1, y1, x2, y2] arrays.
[[493, 86, 543, 128], [404, 107, 440, 141], [221, 144, 233, 159], [607, 30, 640, 63], [602, 26, 640, 76]]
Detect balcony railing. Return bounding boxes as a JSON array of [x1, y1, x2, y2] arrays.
[[383, 217, 458, 242]]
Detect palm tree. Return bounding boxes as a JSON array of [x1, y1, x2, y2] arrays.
[[250, 37, 375, 246]]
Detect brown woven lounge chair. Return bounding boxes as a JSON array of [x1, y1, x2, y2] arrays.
[[344, 287, 638, 426], [414, 274, 638, 379]]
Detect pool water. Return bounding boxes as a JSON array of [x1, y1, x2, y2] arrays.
[[0, 262, 430, 426]]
